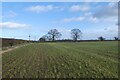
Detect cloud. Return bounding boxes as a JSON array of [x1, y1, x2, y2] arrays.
[[82, 2, 118, 23], [89, 2, 117, 23], [0, 22, 30, 29], [59, 12, 97, 23], [59, 29, 71, 33], [3, 10, 17, 18], [70, 5, 90, 12], [93, 2, 117, 19], [58, 2, 118, 23], [67, 2, 117, 24], [62, 16, 85, 22], [104, 26, 118, 32], [89, 16, 99, 22], [26, 5, 56, 13]]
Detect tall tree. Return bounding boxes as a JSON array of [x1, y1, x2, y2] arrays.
[[71, 29, 82, 41], [40, 34, 52, 41], [48, 29, 62, 41], [98, 36, 105, 41]]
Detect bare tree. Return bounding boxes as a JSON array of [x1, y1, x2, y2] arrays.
[[48, 29, 62, 41], [71, 29, 82, 41], [98, 36, 105, 41]]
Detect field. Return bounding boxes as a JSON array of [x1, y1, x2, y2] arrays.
[[2, 41, 118, 78]]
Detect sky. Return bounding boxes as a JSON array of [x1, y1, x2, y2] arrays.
[[0, 2, 118, 40], [1, 0, 119, 2]]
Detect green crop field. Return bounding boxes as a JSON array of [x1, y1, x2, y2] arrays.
[[2, 41, 118, 78]]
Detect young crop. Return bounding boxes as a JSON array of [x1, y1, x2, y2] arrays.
[[2, 41, 118, 78]]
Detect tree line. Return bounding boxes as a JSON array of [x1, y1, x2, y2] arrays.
[[2, 28, 119, 47], [39, 29, 82, 42], [39, 28, 119, 42]]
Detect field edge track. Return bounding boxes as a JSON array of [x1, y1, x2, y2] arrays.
[[0, 43, 33, 54]]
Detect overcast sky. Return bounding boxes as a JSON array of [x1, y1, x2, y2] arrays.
[[0, 2, 118, 40]]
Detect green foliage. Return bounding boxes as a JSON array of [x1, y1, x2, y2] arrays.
[[2, 41, 118, 78]]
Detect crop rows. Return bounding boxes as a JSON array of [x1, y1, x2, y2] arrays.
[[2, 41, 118, 78]]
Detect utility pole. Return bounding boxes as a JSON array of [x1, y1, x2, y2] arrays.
[[34, 36, 36, 42], [29, 34, 30, 42]]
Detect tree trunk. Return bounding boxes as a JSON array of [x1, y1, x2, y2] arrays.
[[52, 35, 55, 41]]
